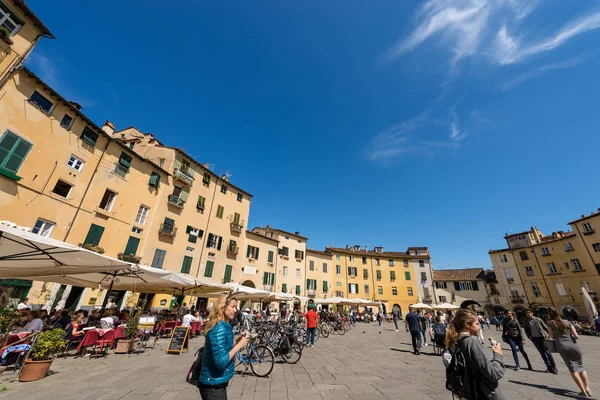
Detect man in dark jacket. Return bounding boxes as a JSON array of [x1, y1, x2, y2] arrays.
[[523, 309, 557, 374], [405, 307, 422, 355]]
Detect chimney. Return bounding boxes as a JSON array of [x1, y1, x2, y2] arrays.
[[295, 231, 299, 236], [69, 101, 82, 110], [203, 163, 209, 168], [102, 120, 115, 136], [353, 245, 360, 251], [221, 174, 228, 181], [364, 245, 368, 252]]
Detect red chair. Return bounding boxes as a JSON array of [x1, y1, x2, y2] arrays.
[[190, 321, 202, 337], [92, 330, 115, 358], [76, 330, 99, 357], [162, 321, 178, 338]]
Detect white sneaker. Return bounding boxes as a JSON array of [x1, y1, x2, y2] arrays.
[[424, 344, 428, 346], [395, 329, 398, 332]]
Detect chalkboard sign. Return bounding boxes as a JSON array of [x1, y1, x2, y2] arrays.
[[166, 326, 190, 354]]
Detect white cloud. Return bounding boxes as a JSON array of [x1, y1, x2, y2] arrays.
[[386, 0, 600, 67], [500, 56, 588, 90]]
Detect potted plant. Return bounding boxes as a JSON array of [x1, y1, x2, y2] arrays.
[[115, 305, 142, 354], [0, 27, 12, 45], [0, 303, 21, 375], [19, 329, 67, 382]]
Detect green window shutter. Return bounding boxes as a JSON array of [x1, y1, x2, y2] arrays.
[[217, 236, 222, 251], [295, 285, 301, 295], [123, 236, 140, 256], [363, 269, 368, 278], [148, 172, 160, 188], [405, 271, 411, 280], [119, 152, 132, 169], [263, 272, 268, 285], [186, 225, 192, 234], [348, 283, 351, 294], [246, 245, 252, 258], [0, 131, 32, 174], [151, 249, 166, 268], [268, 251, 274, 263], [80, 127, 98, 147], [376, 270, 382, 279], [255, 248, 259, 260], [205, 261, 214, 277], [390, 271, 396, 280], [181, 256, 193, 274], [323, 281, 328, 292], [188, 234, 197, 243], [306, 279, 310, 289], [282, 283, 287, 293], [224, 265, 233, 283], [197, 195, 206, 210], [83, 224, 104, 246]]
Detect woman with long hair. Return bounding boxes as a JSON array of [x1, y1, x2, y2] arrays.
[[547, 307, 592, 397], [198, 295, 249, 400], [446, 309, 506, 399]]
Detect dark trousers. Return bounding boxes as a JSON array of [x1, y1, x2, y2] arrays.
[[504, 336, 531, 368], [393, 319, 398, 330], [306, 327, 316, 345], [199, 383, 228, 400], [410, 330, 422, 353], [420, 328, 427, 344], [530, 336, 555, 368]]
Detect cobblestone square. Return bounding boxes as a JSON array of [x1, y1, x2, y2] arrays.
[[1, 323, 598, 399]]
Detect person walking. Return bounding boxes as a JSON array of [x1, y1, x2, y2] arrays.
[[377, 311, 383, 326], [405, 307, 422, 355], [446, 308, 506, 400], [523, 309, 557, 374], [392, 309, 399, 332], [430, 316, 447, 352], [501, 310, 531, 371], [493, 315, 501, 331], [198, 295, 249, 400], [420, 312, 431, 347], [304, 305, 318, 347], [547, 307, 592, 397]]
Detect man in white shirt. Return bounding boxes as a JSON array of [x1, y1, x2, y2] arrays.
[[181, 311, 197, 327], [16, 310, 43, 332], [17, 297, 29, 311]]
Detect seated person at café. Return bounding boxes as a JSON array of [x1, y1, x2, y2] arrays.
[[65, 312, 86, 340], [119, 310, 130, 323], [181, 310, 198, 327], [14, 310, 43, 333], [87, 309, 100, 326], [38, 309, 49, 328], [100, 310, 115, 329], [52, 310, 71, 329], [111, 310, 120, 326]]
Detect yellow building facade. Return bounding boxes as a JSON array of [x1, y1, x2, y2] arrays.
[[488, 211, 600, 320]]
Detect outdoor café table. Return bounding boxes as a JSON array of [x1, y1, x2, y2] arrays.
[[114, 325, 126, 340], [190, 321, 202, 337], [5, 333, 30, 347], [77, 328, 115, 354]]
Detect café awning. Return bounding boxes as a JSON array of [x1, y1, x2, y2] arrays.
[[0, 223, 130, 278]]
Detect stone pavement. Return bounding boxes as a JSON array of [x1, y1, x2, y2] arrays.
[[1, 323, 599, 399]]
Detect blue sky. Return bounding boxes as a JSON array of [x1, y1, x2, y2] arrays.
[[26, 0, 600, 270]]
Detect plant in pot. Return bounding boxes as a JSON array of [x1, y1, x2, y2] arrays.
[[0, 27, 12, 44], [115, 305, 142, 354], [0, 303, 21, 375], [19, 328, 67, 382]]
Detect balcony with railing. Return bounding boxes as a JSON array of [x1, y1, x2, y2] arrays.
[[423, 296, 433, 304], [167, 195, 185, 208], [227, 245, 239, 256], [173, 168, 194, 185], [263, 284, 273, 291], [159, 223, 177, 237], [230, 222, 244, 233], [307, 289, 316, 296]]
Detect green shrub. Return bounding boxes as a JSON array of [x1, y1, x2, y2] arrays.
[[30, 329, 67, 361]]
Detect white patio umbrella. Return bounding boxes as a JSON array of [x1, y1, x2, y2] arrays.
[[0, 223, 130, 278], [315, 296, 347, 305], [435, 303, 460, 310], [409, 302, 434, 310], [582, 286, 598, 320], [264, 292, 295, 302]]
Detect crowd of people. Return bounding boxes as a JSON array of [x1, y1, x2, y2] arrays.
[[438, 306, 598, 399]]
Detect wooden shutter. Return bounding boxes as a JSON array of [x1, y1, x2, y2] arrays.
[[217, 236, 222, 250], [454, 282, 461, 291], [148, 172, 160, 187], [282, 283, 287, 293], [123, 236, 140, 256], [377, 270, 382, 279], [347, 266, 352, 275], [263, 272, 268, 285], [246, 245, 252, 258], [363, 269, 368, 279], [83, 224, 104, 246], [0, 132, 32, 174], [181, 256, 193, 274], [390, 271, 396, 280], [295, 285, 301, 295], [152, 249, 165, 268], [179, 187, 190, 202], [224, 265, 232, 283], [323, 281, 328, 292], [306, 279, 310, 289], [80, 127, 98, 146], [471, 281, 479, 291], [405, 271, 411, 280], [205, 261, 214, 277], [268, 251, 274, 263], [255, 248, 260, 260], [119, 152, 132, 169]]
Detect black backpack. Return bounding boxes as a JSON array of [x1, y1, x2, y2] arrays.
[[445, 337, 469, 398], [186, 347, 204, 386]]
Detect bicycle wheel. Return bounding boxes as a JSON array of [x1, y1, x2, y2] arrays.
[[337, 325, 346, 335], [249, 345, 275, 377], [321, 324, 331, 338], [282, 341, 302, 364]]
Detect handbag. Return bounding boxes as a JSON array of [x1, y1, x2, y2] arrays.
[[544, 339, 557, 353]]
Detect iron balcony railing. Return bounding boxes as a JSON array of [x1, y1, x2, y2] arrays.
[[173, 168, 194, 185]]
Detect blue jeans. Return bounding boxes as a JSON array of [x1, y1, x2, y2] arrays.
[[504, 336, 531, 368], [531, 336, 555, 368], [306, 327, 316, 345]]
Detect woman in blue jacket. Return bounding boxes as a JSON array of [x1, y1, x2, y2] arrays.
[[198, 295, 249, 400]]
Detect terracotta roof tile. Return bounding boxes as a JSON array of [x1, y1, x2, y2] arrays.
[[433, 268, 484, 282]]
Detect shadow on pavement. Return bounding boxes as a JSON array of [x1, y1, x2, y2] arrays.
[[508, 380, 581, 398], [390, 348, 439, 357]]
